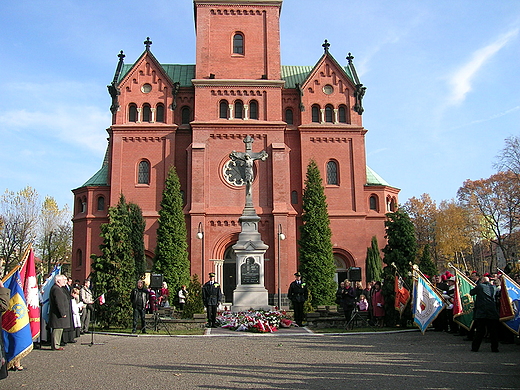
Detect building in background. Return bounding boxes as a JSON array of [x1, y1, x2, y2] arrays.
[[72, 0, 399, 305]]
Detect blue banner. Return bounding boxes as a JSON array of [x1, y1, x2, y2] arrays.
[[40, 266, 61, 323], [412, 270, 444, 334], [501, 274, 520, 335], [1, 271, 33, 365]]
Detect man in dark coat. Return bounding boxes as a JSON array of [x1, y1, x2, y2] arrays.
[[288, 272, 308, 327], [470, 276, 500, 352], [130, 280, 149, 333], [202, 273, 222, 328], [48, 275, 71, 350]]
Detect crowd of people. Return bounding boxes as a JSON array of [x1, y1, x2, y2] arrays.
[[335, 279, 385, 329]]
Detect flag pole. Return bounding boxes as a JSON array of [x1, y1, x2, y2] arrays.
[[1, 243, 33, 283]]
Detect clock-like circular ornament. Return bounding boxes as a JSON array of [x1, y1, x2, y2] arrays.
[[323, 84, 334, 95]]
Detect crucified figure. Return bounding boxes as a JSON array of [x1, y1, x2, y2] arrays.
[[229, 135, 268, 207]]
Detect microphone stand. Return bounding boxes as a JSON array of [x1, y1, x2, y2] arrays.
[[82, 294, 105, 346]]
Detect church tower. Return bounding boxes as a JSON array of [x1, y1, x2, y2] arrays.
[[72, 0, 399, 307]]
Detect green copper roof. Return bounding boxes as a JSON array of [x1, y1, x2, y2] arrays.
[[366, 166, 391, 186], [118, 64, 353, 89], [79, 149, 109, 188]]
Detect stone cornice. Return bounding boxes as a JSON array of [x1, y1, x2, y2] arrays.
[[192, 79, 285, 88]]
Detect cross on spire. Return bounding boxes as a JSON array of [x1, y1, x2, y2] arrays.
[[322, 39, 330, 53], [144, 37, 152, 51], [346, 52, 354, 64]]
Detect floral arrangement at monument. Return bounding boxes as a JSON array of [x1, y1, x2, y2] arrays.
[[217, 310, 293, 332]]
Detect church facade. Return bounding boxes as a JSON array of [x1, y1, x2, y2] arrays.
[[72, 0, 399, 304]]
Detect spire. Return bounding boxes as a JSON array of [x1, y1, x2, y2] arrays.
[[346, 52, 366, 115], [108, 50, 125, 114], [144, 37, 152, 51], [322, 39, 330, 54]]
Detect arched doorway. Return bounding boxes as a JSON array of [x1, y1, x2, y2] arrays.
[[334, 254, 348, 287], [222, 246, 236, 303]]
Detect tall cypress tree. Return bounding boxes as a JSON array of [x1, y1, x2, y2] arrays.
[[382, 208, 417, 326], [90, 194, 135, 328], [153, 166, 191, 296], [128, 202, 146, 280], [365, 236, 383, 282], [298, 159, 336, 307], [418, 244, 437, 278]]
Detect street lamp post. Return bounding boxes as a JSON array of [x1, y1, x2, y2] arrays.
[[277, 224, 286, 309], [197, 222, 204, 278]]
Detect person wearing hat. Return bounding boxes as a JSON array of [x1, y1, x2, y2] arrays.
[[202, 272, 222, 328], [287, 272, 308, 327]]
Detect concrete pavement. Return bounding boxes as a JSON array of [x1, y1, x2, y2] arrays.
[[2, 329, 519, 390]]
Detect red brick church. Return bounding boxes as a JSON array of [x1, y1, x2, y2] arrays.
[[72, 0, 399, 304]]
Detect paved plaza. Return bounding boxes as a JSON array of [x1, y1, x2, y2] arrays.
[[2, 329, 519, 390]]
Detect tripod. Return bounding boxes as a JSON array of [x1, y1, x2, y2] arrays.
[[346, 307, 376, 330], [152, 310, 172, 336]]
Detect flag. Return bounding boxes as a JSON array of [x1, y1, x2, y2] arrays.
[[452, 269, 475, 331], [394, 274, 410, 318], [40, 266, 61, 323], [412, 269, 444, 334], [19, 248, 40, 340], [499, 273, 520, 335], [99, 294, 105, 305], [1, 271, 33, 367]]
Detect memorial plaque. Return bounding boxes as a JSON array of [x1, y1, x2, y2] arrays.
[[240, 256, 260, 284]]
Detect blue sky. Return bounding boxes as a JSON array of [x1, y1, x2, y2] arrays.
[[1, 0, 519, 211]]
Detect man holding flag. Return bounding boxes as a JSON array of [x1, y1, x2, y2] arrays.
[[470, 276, 500, 353]]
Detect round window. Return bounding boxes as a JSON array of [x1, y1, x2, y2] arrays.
[[323, 84, 334, 95], [141, 83, 152, 93]]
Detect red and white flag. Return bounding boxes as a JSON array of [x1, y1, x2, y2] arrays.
[[19, 248, 40, 341], [99, 294, 106, 305]]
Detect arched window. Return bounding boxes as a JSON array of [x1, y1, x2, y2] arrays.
[[76, 249, 83, 267], [142, 104, 152, 122], [387, 196, 396, 212], [326, 160, 338, 185], [291, 190, 298, 204], [219, 100, 229, 119], [129, 103, 138, 122], [138, 160, 150, 185], [233, 33, 244, 54], [325, 105, 334, 123], [311, 105, 320, 123], [285, 108, 293, 124], [235, 100, 243, 119], [249, 100, 258, 120], [369, 195, 378, 211], [156, 103, 165, 123], [181, 106, 191, 124], [339, 105, 347, 123], [97, 196, 105, 211]]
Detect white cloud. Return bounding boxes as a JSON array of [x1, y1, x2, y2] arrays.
[[448, 28, 519, 105]]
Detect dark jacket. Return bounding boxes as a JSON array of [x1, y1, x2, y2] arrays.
[[49, 284, 71, 329], [288, 280, 308, 303], [130, 287, 149, 310], [470, 281, 499, 320], [202, 281, 222, 306]]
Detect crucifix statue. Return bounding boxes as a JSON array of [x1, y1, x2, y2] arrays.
[[229, 135, 268, 208]]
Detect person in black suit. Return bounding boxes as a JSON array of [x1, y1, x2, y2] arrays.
[[202, 273, 222, 328], [49, 275, 71, 350], [288, 272, 308, 327]]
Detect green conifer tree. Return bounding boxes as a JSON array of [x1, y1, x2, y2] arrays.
[[90, 194, 135, 328], [297, 159, 336, 307], [381, 208, 417, 327], [418, 244, 437, 278], [182, 274, 205, 319], [128, 202, 146, 280], [153, 166, 191, 296], [365, 236, 384, 282]]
